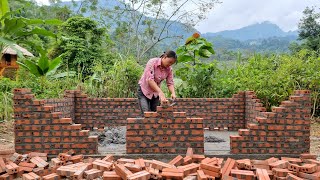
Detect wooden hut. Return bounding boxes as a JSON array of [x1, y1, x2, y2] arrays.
[[0, 44, 34, 78]]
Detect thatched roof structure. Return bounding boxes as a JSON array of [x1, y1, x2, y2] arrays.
[[1, 44, 34, 57]]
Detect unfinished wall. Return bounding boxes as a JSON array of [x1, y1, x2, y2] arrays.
[[174, 92, 245, 131], [126, 106, 204, 154], [14, 89, 98, 156], [75, 94, 141, 129], [230, 90, 311, 154], [244, 91, 267, 126], [74, 91, 245, 130]]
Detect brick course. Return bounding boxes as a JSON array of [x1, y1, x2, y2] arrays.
[[13, 88, 311, 155], [230, 90, 311, 154], [13, 89, 97, 156], [126, 106, 204, 154]]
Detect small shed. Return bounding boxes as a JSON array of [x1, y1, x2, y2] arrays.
[[0, 44, 34, 78]]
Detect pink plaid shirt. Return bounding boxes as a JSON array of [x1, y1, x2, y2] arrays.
[[138, 58, 174, 99]]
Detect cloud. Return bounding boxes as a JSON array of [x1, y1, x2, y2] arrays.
[[196, 0, 320, 33]]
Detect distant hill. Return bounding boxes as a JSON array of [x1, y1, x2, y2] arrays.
[[203, 21, 298, 41], [56, 1, 298, 55]]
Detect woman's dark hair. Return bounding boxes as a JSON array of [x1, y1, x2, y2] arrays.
[[160, 50, 177, 60]]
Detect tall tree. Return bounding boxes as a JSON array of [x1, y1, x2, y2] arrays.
[[298, 6, 320, 52], [50, 16, 113, 77]]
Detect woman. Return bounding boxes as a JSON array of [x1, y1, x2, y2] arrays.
[[137, 50, 177, 114]]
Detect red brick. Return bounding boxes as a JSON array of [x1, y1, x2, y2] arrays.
[[5, 162, 19, 175], [178, 163, 200, 176], [103, 171, 121, 180], [84, 169, 102, 180], [230, 169, 255, 180], [272, 168, 292, 177], [286, 173, 304, 180], [200, 163, 221, 173], [115, 164, 133, 180], [168, 155, 184, 166], [42, 173, 60, 180], [256, 168, 270, 180], [221, 158, 236, 176], [127, 170, 150, 180], [197, 170, 207, 180]]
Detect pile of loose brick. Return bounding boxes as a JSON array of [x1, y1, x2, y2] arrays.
[[0, 148, 319, 180]]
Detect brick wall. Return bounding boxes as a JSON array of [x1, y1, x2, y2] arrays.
[[74, 92, 141, 129], [45, 90, 76, 120], [230, 90, 311, 154], [244, 91, 266, 126], [13, 88, 98, 156], [74, 91, 246, 130], [173, 92, 245, 131], [126, 105, 204, 154]]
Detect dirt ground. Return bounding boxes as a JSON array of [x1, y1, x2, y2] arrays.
[[0, 120, 319, 157]]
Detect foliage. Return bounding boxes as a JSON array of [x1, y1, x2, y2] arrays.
[[175, 33, 216, 97], [104, 56, 143, 98], [51, 16, 113, 77], [297, 6, 320, 52]]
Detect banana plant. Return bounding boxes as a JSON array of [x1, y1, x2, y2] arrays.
[[17, 50, 62, 89]]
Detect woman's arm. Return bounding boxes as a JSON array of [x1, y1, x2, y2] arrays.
[[168, 85, 176, 100], [148, 80, 166, 102]]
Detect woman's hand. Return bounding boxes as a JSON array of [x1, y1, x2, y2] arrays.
[[171, 93, 176, 100], [159, 91, 167, 104]]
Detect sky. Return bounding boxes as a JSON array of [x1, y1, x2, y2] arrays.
[[35, 0, 320, 33]]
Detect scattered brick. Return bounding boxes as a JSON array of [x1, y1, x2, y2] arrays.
[[103, 171, 121, 180]]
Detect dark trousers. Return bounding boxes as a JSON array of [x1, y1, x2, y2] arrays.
[[137, 85, 159, 114]]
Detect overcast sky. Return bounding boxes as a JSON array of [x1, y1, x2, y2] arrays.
[[35, 0, 320, 33], [196, 0, 320, 33]]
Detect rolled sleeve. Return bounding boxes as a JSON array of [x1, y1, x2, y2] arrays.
[[166, 68, 174, 86]]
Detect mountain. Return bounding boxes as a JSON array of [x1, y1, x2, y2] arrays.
[[56, 1, 298, 55], [203, 21, 298, 41]]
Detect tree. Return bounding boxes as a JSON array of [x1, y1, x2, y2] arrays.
[[70, 0, 220, 61], [50, 16, 114, 78], [298, 6, 320, 52]]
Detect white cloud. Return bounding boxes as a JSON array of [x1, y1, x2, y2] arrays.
[[196, 0, 320, 33]]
